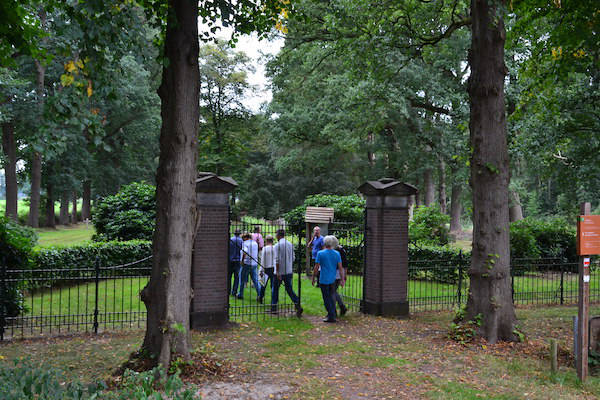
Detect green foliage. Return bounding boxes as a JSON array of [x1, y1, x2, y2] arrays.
[[0, 216, 37, 317], [0, 359, 198, 400], [448, 309, 481, 345], [93, 182, 156, 241], [409, 206, 450, 246], [30, 240, 152, 289], [510, 217, 576, 261], [408, 244, 468, 284], [283, 194, 365, 226]]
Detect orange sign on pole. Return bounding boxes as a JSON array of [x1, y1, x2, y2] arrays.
[[577, 215, 600, 256]]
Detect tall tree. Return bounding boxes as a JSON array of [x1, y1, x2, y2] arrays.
[[465, 0, 516, 342]]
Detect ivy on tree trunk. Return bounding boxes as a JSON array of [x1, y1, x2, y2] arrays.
[[140, 0, 199, 367], [466, 0, 516, 343]]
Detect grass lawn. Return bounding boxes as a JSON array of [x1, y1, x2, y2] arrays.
[[35, 222, 95, 247], [2, 305, 600, 399]]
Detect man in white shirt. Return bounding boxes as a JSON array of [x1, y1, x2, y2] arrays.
[[238, 232, 261, 300], [272, 229, 303, 316]]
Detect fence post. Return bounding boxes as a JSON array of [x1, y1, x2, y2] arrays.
[[93, 256, 100, 334], [457, 250, 463, 306], [0, 257, 6, 342], [560, 262, 565, 305], [511, 260, 515, 304]]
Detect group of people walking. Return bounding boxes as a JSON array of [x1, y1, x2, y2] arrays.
[[229, 225, 349, 323], [228, 227, 303, 317]]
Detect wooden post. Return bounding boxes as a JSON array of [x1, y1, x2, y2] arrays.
[[576, 202, 591, 381], [550, 339, 558, 374]]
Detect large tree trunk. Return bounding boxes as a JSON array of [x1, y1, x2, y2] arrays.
[[28, 151, 42, 228], [424, 168, 435, 206], [2, 122, 18, 221], [59, 192, 70, 225], [140, 0, 199, 368], [466, 0, 516, 343], [509, 189, 523, 222], [45, 181, 55, 228], [438, 159, 447, 214], [82, 180, 92, 221], [71, 191, 78, 223], [450, 184, 463, 232]]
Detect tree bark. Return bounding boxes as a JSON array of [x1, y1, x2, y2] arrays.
[[438, 159, 447, 214], [71, 191, 78, 223], [450, 184, 463, 232], [59, 192, 70, 225], [2, 122, 18, 221], [140, 0, 199, 368], [29, 9, 47, 228], [45, 181, 55, 228], [466, 0, 516, 343], [509, 189, 523, 222], [82, 180, 92, 221], [424, 168, 435, 206]]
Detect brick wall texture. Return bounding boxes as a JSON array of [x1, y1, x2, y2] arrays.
[[365, 207, 408, 304], [191, 206, 229, 315]]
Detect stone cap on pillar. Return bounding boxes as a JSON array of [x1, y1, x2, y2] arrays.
[[358, 178, 417, 209], [195, 172, 238, 193]]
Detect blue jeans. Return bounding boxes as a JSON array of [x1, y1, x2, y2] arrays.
[[228, 261, 240, 295], [272, 273, 299, 310], [320, 283, 337, 321], [259, 267, 275, 300], [238, 264, 261, 298]]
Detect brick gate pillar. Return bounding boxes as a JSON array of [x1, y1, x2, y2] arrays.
[[358, 178, 417, 317], [190, 172, 237, 329]]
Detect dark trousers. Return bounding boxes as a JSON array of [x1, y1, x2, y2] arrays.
[[320, 283, 337, 321], [272, 273, 299, 310], [334, 279, 346, 311], [259, 267, 275, 299], [228, 260, 240, 295]]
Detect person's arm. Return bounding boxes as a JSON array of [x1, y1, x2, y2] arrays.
[[337, 261, 345, 287], [312, 262, 320, 286]]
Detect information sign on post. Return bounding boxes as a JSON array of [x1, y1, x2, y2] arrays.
[[575, 203, 598, 382]]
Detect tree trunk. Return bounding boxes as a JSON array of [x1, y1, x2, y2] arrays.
[[509, 189, 523, 222], [71, 191, 78, 223], [424, 168, 435, 206], [140, 0, 199, 368], [415, 177, 421, 206], [45, 181, 55, 228], [466, 0, 516, 343], [59, 192, 70, 225], [438, 159, 447, 214], [82, 180, 92, 221], [2, 122, 18, 221], [450, 184, 463, 232], [28, 151, 42, 228]]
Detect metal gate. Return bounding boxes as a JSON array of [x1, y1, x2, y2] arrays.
[[228, 220, 304, 321]]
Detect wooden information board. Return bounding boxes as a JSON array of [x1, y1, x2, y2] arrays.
[[577, 215, 600, 256]]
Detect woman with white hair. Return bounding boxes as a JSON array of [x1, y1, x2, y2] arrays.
[[312, 235, 346, 322]]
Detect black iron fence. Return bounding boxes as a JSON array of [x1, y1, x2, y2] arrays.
[[408, 257, 600, 312], [0, 256, 151, 341]]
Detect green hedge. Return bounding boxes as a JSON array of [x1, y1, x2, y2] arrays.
[[28, 240, 152, 290], [284, 194, 365, 228], [510, 217, 577, 262], [408, 244, 469, 284]]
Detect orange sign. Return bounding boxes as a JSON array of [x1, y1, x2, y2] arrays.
[[578, 215, 600, 255]]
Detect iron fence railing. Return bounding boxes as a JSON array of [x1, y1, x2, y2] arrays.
[[407, 257, 600, 312], [0, 256, 151, 341]]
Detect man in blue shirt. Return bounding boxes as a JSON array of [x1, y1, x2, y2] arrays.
[[307, 226, 324, 261], [312, 235, 346, 322], [229, 229, 243, 296]]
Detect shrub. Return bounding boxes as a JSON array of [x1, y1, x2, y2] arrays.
[[0, 216, 37, 318], [283, 194, 365, 226], [408, 244, 469, 284], [0, 360, 199, 400], [510, 217, 576, 261], [29, 240, 152, 290], [409, 206, 450, 246], [93, 182, 156, 241]]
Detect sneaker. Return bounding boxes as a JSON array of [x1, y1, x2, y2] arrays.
[[323, 318, 336, 323], [340, 305, 347, 316], [236, 295, 243, 300], [295, 305, 304, 317], [258, 296, 263, 304]]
